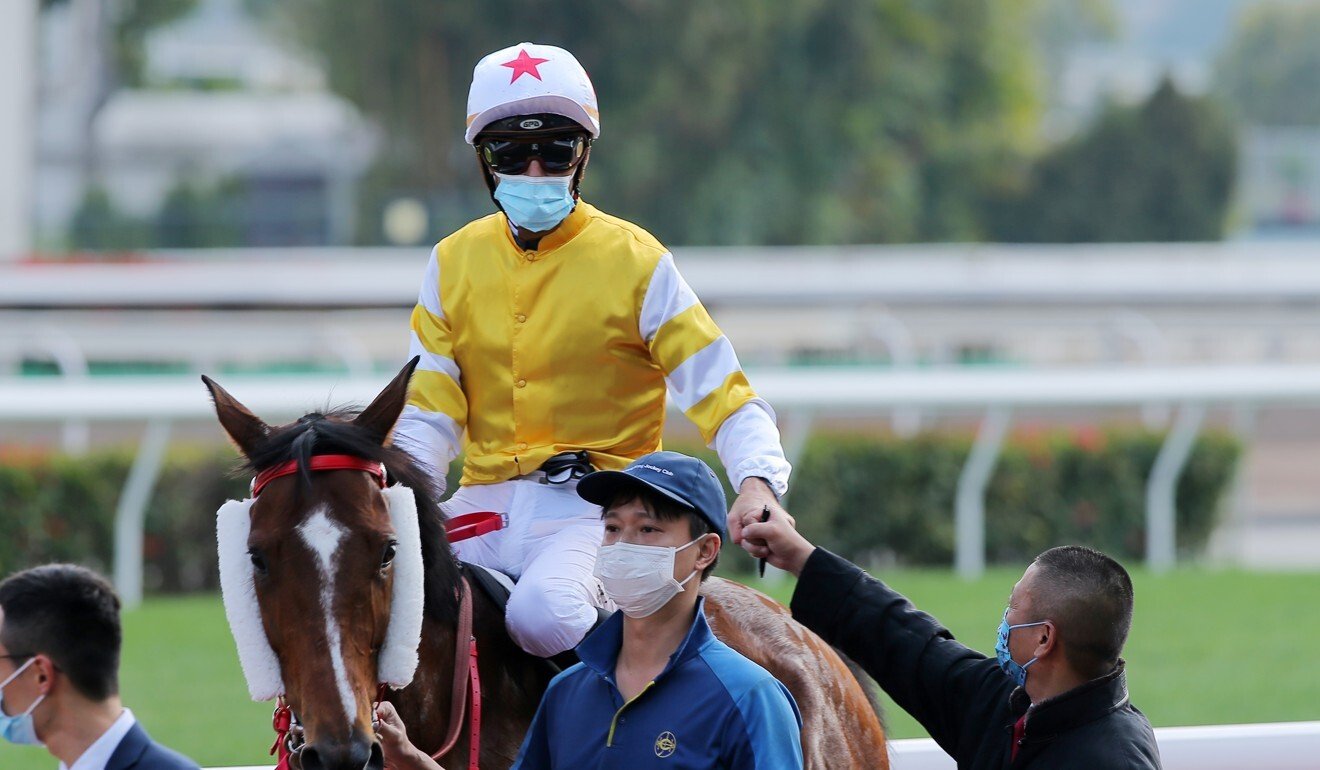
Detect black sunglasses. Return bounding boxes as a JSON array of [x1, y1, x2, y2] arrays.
[[479, 135, 588, 175]]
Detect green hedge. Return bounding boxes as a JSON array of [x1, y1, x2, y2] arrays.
[[779, 428, 1240, 566], [0, 448, 247, 592], [0, 427, 1239, 588]]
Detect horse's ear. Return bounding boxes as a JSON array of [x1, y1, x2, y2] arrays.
[[354, 357, 420, 446], [202, 375, 270, 459]]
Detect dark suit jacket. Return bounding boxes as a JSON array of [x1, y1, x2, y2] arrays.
[[105, 723, 199, 770]]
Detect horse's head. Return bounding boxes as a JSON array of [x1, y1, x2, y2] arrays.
[[204, 358, 455, 770]]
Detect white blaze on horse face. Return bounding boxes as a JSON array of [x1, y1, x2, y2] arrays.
[[298, 507, 357, 730]]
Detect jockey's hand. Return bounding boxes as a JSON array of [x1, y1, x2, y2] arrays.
[[728, 477, 791, 547], [375, 701, 440, 770], [740, 505, 816, 577]]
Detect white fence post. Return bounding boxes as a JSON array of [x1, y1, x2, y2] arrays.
[[955, 407, 1011, 579], [1145, 402, 1206, 573], [113, 419, 172, 609]]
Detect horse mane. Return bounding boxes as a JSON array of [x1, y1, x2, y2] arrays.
[[242, 408, 461, 624]]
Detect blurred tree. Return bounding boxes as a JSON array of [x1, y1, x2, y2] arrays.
[[68, 185, 152, 250], [1216, 1, 1320, 126], [988, 79, 1237, 242], [41, 0, 199, 87], [156, 177, 244, 247], [269, 0, 1050, 245]]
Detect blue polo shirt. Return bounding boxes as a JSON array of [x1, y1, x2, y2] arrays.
[[512, 598, 804, 769]]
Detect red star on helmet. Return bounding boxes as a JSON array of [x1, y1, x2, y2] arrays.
[[501, 49, 551, 83]]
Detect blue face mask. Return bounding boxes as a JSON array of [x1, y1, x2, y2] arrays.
[[493, 172, 576, 233], [0, 657, 46, 746], [995, 609, 1048, 688]]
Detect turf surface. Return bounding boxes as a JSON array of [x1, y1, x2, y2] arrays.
[[5, 568, 1316, 768]]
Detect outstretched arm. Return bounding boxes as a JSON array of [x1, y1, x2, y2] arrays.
[[639, 252, 792, 543], [742, 513, 1012, 758]]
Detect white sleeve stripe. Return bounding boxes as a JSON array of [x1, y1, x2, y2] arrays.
[[639, 252, 699, 343], [397, 403, 461, 435], [666, 335, 742, 413], [408, 331, 461, 383], [394, 405, 463, 476], [417, 245, 444, 320]]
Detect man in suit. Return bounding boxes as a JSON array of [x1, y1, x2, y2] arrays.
[[0, 564, 198, 770]]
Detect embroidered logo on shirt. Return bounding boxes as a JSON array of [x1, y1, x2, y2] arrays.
[[654, 731, 677, 758]]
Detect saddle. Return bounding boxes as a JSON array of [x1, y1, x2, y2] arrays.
[[462, 561, 515, 608], [460, 561, 610, 673]]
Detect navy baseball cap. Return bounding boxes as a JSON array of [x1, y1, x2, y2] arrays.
[[577, 451, 727, 540]]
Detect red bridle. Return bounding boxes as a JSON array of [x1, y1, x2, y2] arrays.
[[253, 453, 487, 769], [250, 454, 387, 497]]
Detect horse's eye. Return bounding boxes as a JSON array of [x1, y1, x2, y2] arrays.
[[249, 549, 268, 574], [380, 542, 397, 570]]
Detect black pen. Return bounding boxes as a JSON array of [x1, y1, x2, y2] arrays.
[[757, 504, 771, 578]]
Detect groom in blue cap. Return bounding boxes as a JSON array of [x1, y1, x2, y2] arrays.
[[512, 450, 803, 769]]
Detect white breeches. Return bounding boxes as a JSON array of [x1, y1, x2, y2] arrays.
[[443, 478, 612, 657]]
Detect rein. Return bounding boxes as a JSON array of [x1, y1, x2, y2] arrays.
[[430, 574, 482, 769], [253, 453, 487, 770]]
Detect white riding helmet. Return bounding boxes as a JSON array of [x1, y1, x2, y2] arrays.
[[465, 42, 600, 145]]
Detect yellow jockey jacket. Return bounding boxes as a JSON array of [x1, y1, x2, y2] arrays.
[[401, 202, 762, 487]]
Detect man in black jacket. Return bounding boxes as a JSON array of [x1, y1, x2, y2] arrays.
[[740, 514, 1161, 769]]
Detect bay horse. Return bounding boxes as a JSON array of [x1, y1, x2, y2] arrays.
[[204, 359, 888, 770]]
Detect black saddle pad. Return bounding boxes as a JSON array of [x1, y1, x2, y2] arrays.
[[462, 561, 514, 610]]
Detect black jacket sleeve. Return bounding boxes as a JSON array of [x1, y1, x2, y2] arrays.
[[789, 548, 1014, 760]]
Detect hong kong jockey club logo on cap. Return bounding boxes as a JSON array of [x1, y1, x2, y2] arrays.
[[654, 731, 677, 758], [637, 464, 674, 476]]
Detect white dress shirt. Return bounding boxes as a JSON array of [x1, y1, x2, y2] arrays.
[[59, 708, 136, 770]]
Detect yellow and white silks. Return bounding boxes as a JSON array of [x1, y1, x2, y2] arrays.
[[394, 201, 789, 656]]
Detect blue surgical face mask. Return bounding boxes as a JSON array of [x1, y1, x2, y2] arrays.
[[493, 172, 576, 233], [0, 657, 46, 746], [995, 608, 1048, 688]]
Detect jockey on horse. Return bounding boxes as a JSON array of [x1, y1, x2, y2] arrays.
[[394, 41, 794, 663]]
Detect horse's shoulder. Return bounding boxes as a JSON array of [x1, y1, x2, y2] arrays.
[[700, 577, 797, 636]]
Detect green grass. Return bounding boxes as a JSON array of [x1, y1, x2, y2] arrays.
[[7, 569, 1317, 768]]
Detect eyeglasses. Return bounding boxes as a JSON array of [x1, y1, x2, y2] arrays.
[[478, 135, 588, 175], [0, 654, 32, 661]]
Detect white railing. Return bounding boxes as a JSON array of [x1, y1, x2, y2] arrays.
[[886, 720, 1320, 770], [205, 721, 1320, 770], [6, 363, 1320, 604], [9, 241, 1320, 308]]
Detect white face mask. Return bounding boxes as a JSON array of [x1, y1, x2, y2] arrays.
[[593, 538, 703, 618]]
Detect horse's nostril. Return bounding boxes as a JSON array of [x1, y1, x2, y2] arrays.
[[298, 746, 323, 770], [299, 739, 374, 770]]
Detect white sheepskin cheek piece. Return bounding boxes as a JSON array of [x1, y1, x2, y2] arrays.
[[216, 498, 284, 701], [378, 485, 425, 689]]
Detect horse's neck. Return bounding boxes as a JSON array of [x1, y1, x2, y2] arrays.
[[405, 588, 550, 767]]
